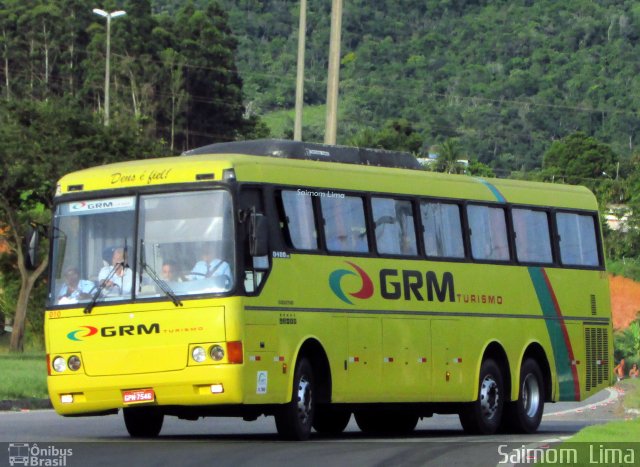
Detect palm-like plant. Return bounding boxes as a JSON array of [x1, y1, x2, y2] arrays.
[[435, 139, 465, 174]]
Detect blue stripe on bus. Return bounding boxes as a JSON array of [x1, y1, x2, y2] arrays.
[[473, 178, 506, 203]]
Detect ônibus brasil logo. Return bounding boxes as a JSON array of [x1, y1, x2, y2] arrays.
[[329, 261, 374, 305], [67, 326, 98, 341]]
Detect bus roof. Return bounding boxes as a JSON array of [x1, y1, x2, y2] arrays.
[[55, 140, 597, 210], [183, 139, 422, 170]]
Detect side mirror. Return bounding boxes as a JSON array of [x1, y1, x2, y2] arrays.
[[250, 213, 269, 257], [24, 225, 40, 270]]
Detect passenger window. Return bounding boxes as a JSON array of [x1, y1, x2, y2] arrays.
[[321, 195, 368, 253], [372, 197, 417, 256], [512, 208, 553, 264], [420, 202, 465, 258], [467, 205, 510, 261], [556, 212, 599, 267], [281, 190, 318, 250]]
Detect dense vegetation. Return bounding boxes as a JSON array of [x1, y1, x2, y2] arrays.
[[1, 0, 640, 351], [221, 0, 640, 168]]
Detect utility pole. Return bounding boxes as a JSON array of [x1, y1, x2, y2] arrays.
[[294, 0, 307, 141], [324, 0, 343, 145], [93, 8, 126, 127]]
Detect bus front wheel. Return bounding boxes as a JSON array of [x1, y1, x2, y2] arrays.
[[123, 406, 164, 438], [502, 358, 544, 433], [459, 358, 504, 435], [275, 357, 315, 440]]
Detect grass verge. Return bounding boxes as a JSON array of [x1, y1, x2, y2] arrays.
[[0, 350, 48, 402]]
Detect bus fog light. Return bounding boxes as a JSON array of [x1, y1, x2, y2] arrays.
[[192, 346, 206, 363], [68, 355, 82, 371], [53, 356, 67, 373], [210, 384, 224, 394], [209, 345, 224, 361], [60, 394, 74, 404]]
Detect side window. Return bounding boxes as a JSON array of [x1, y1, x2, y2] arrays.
[[280, 190, 318, 250], [512, 208, 553, 264], [420, 201, 465, 258], [467, 204, 510, 261], [372, 197, 417, 256], [321, 195, 369, 253], [556, 212, 599, 267]]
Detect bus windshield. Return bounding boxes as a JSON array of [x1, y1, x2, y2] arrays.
[[49, 190, 235, 306]]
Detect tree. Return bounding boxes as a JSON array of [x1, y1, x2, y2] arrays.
[[347, 119, 423, 154], [434, 138, 466, 174], [0, 98, 161, 351], [542, 131, 618, 187]]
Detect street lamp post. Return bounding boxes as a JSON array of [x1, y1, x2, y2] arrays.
[[93, 8, 126, 127]]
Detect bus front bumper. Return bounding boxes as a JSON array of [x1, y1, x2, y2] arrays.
[[47, 365, 245, 416]]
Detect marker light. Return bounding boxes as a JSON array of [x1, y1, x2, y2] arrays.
[[192, 346, 206, 363], [60, 394, 74, 404], [226, 341, 243, 364], [210, 384, 224, 394], [68, 355, 82, 371], [53, 356, 67, 373], [209, 345, 225, 361]]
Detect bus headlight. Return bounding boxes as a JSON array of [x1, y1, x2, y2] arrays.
[[52, 356, 67, 373], [68, 355, 82, 371], [192, 346, 206, 363], [209, 345, 225, 361]]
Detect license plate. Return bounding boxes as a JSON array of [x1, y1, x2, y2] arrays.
[[122, 388, 155, 404]]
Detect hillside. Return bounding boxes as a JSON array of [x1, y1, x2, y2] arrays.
[[610, 275, 640, 330], [218, 0, 640, 171]]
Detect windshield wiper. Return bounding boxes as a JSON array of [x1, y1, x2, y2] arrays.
[[139, 239, 183, 307], [83, 262, 121, 315]]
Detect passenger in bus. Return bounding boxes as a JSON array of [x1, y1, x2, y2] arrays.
[[161, 260, 182, 282], [188, 245, 232, 286], [98, 247, 133, 295], [57, 267, 95, 304]]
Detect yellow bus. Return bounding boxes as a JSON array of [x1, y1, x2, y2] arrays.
[[44, 139, 613, 440]]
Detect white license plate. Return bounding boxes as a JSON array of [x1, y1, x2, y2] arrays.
[[122, 388, 155, 404]]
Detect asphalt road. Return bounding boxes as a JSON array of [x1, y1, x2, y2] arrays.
[[0, 387, 630, 467]]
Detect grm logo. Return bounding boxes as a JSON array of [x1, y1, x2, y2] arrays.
[[66, 326, 98, 341], [329, 261, 374, 305]]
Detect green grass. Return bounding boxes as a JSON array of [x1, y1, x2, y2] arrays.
[[0, 345, 48, 400], [261, 104, 326, 139]]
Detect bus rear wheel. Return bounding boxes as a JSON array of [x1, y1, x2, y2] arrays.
[[459, 358, 504, 435], [123, 406, 164, 438], [275, 358, 315, 440], [502, 358, 544, 433], [312, 406, 351, 435]]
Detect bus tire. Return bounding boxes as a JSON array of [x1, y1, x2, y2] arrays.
[[123, 407, 164, 438], [312, 406, 351, 435], [502, 358, 544, 433], [275, 357, 315, 440], [355, 409, 418, 435], [459, 358, 504, 435]]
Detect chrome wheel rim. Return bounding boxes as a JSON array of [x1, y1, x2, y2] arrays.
[[296, 374, 312, 425], [480, 374, 500, 420], [522, 373, 541, 418]]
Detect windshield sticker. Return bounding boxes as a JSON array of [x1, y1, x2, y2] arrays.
[[66, 197, 135, 215], [257, 371, 268, 394]]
